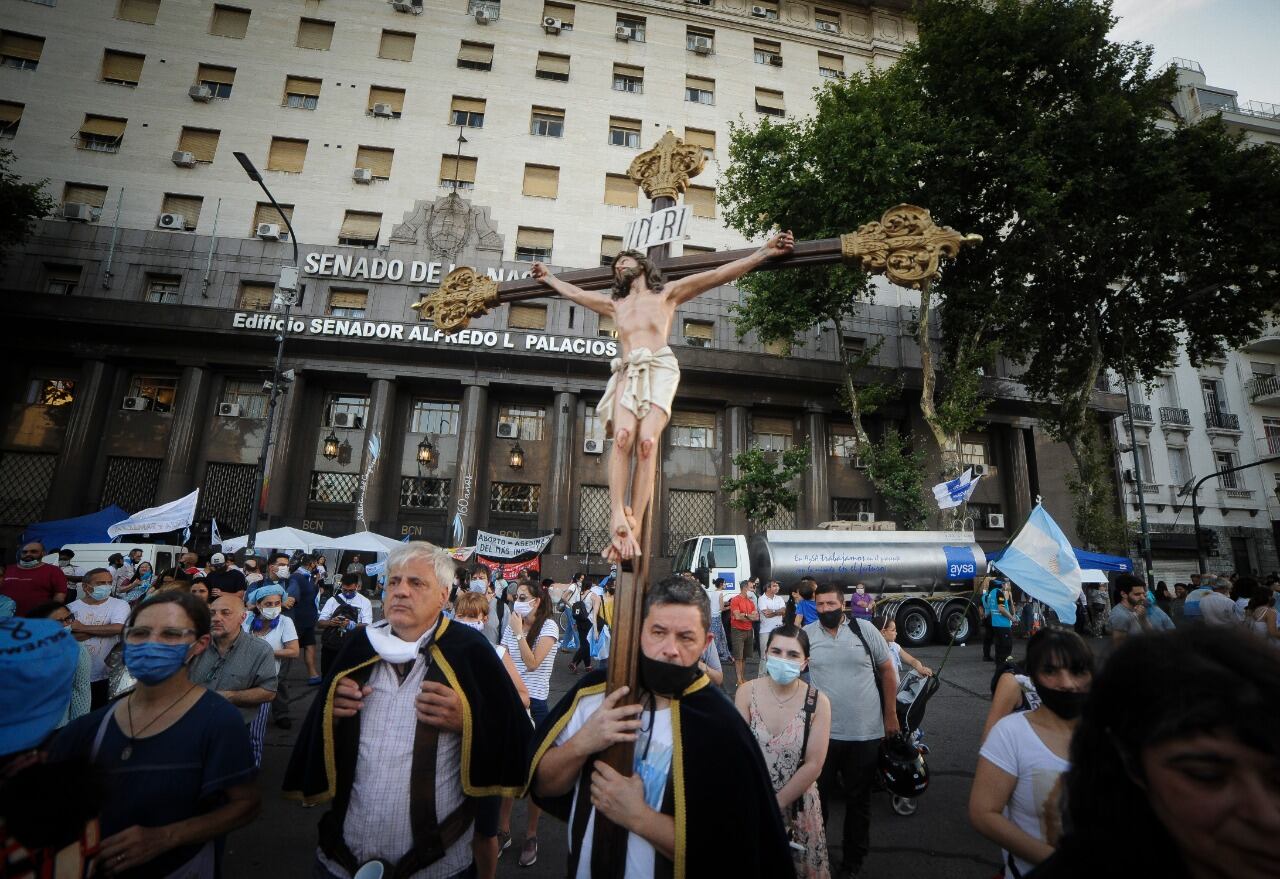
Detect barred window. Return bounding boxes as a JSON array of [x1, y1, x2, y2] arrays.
[[669, 411, 715, 449], [221, 379, 268, 419], [196, 462, 255, 534], [0, 452, 56, 525], [324, 394, 368, 429], [100, 456, 161, 514], [309, 471, 358, 504], [127, 374, 178, 412], [400, 477, 451, 509], [832, 497, 872, 520], [490, 482, 540, 515], [498, 405, 545, 441], [26, 378, 75, 406], [576, 484, 609, 553], [665, 489, 715, 555], [411, 400, 459, 435]]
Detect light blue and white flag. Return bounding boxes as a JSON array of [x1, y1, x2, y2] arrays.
[[992, 504, 1082, 624], [932, 468, 980, 510], [211, 517, 222, 547]]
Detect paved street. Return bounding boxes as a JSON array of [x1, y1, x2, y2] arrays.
[[227, 637, 1019, 879]]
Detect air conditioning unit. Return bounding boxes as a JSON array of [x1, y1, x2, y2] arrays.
[[218, 402, 242, 417], [392, 0, 423, 12], [121, 396, 151, 411], [333, 412, 352, 428], [769, 55, 783, 66], [257, 223, 281, 240], [353, 168, 373, 184], [1123, 468, 1135, 483], [189, 84, 213, 102], [475, 8, 493, 23], [971, 463, 989, 477], [277, 231, 292, 243], [157, 212, 187, 230], [171, 150, 196, 167], [690, 36, 712, 54], [371, 102, 395, 117], [496, 422, 518, 439], [615, 25, 632, 40], [751, 5, 769, 16], [63, 202, 95, 222], [852, 456, 868, 469], [855, 511, 876, 523], [816, 20, 838, 32], [584, 438, 604, 454], [543, 16, 562, 32], [986, 513, 1006, 529]]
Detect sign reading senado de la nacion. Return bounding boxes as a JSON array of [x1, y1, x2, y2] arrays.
[[230, 312, 620, 358], [302, 253, 531, 284]]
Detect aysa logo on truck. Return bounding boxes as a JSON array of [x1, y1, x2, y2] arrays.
[[942, 546, 978, 580]]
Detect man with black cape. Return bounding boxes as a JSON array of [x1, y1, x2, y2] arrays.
[[528, 574, 795, 878], [284, 542, 532, 879]]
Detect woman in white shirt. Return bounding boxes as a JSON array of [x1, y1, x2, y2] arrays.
[[242, 584, 299, 766], [969, 629, 1094, 878]]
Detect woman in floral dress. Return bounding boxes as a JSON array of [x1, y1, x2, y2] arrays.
[[734, 624, 832, 879]]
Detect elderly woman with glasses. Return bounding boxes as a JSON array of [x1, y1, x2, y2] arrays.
[[48, 592, 260, 878]]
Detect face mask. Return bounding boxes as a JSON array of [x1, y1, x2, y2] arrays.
[[855, 586, 865, 594], [18, 558, 39, 569], [638, 652, 702, 697], [91, 585, 113, 601], [1036, 684, 1088, 720], [276, 566, 290, 579], [342, 589, 358, 598], [457, 619, 484, 631], [366, 621, 427, 664], [765, 656, 804, 685], [514, 600, 534, 617], [818, 609, 845, 629], [141, 572, 153, 582], [123, 641, 192, 685], [260, 606, 282, 620]]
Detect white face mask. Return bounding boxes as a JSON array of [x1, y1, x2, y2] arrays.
[[457, 619, 484, 631], [366, 621, 428, 663], [514, 600, 534, 617], [260, 606, 282, 620], [276, 566, 290, 579]]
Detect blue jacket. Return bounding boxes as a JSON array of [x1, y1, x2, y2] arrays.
[[287, 569, 320, 628]]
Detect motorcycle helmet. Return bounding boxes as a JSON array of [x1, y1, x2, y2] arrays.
[[878, 732, 929, 797]]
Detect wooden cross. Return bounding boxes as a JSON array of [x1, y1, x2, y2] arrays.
[[413, 131, 979, 878]]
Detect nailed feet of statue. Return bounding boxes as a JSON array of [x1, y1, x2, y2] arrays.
[[603, 507, 640, 564]]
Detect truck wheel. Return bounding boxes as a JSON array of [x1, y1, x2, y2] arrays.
[[896, 605, 935, 649], [940, 604, 977, 645]]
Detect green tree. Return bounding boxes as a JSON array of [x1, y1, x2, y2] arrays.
[[863, 427, 929, 530], [0, 149, 53, 265], [722, 445, 811, 530]]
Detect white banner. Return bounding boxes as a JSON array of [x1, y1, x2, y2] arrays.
[[623, 205, 691, 252], [474, 530, 553, 559], [107, 490, 200, 538]]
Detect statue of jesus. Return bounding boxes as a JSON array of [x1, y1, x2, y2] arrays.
[[531, 230, 795, 562]]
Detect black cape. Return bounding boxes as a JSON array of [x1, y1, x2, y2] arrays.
[[528, 670, 795, 879], [283, 616, 533, 805]]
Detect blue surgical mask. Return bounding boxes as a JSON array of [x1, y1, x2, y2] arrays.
[[765, 656, 804, 685], [141, 572, 153, 582], [123, 641, 192, 685], [91, 585, 113, 601]]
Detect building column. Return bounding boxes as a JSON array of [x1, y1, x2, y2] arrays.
[[448, 382, 489, 546], [156, 365, 211, 502], [804, 408, 831, 528], [721, 405, 751, 534], [46, 359, 116, 518], [1005, 425, 1033, 524], [356, 377, 396, 531], [545, 390, 578, 551], [264, 370, 306, 521]]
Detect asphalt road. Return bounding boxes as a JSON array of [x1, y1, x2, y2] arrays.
[[226, 635, 1021, 879]]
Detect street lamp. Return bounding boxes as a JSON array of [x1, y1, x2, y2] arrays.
[[322, 430, 341, 461], [416, 437, 436, 468], [508, 442, 525, 470], [235, 151, 301, 554], [1191, 454, 1280, 574]]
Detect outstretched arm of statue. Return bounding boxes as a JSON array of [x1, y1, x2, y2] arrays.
[[531, 263, 615, 317], [668, 230, 794, 305]]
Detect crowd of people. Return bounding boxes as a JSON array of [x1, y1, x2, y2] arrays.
[[3, 538, 1280, 879]]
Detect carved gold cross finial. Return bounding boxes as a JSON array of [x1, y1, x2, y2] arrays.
[[627, 130, 707, 202], [410, 267, 499, 332], [840, 204, 982, 289]]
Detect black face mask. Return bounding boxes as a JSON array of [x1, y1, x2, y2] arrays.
[[638, 652, 701, 698], [818, 608, 846, 630], [1036, 684, 1088, 720]]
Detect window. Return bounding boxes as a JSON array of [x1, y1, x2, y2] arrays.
[[252, 202, 293, 234], [600, 236, 623, 267], [509, 304, 547, 330], [44, 266, 80, 296], [751, 1, 778, 18], [616, 14, 645, 42], [972, 503, 1004, 529], [530, 107, 564, 137], [609, 117, 641, 148], [684, 127, 715, 160], [196, 63, 235, 98], [379, 30, 415, 62], [401, 477, 451, 510], [238, 281, 274, 311], [490, 482, 540, 515], [284, 76, 321, 109], [666, 489, 715, 555], [603, 174, 639, 208], [101, 49, 144, 86], [327, 289, 368, 318], [514, 227, 552, 262], [535, 52, 570, 82], [338, 211, 381, 247], [829, 427, 863, 460], [0, 101, 21, 139], [77, 115, 126, 153], [355, 145, 394, 180], [1215, 451, 1240, 489], [670, 411, 716, 448], [411, 401, 460, 435], [1201, 378, 1228, 413], [1263, 417, 1280, 455], [0, 31, 43, 70], [468, 0, 501, 20], [613, 64, 643, 94], [63, 183, 107, 215], [117, 0, 160, 24], [177, 127, 219, 163], [960, 440, 993, 474], [369, 86, 405, 117], [598, 313, 618, 338], [128, 375, 178, 412], [325, 394, 369, 429], [26, 378, 76, 405], [754, 39, 783, 67], [543, 1, 574, 29], [843, 335, 866, 358], [266, 137, 307, 173], [756, 88, 785, 117], [498, 405, 545, 441], [683, 320, 713, 347], [450, 96, 485, 127], [686, 185, 715, 219], [296, 18, 334, 50], [309, 472, 358, 504], [160, 194, 201, 230], [818, 52, 844, 79], [1133, 443, 1155, 483], [522, 164, 559, 199], [686, 27, 714, 53], [832, 497, 872, 520], [753, 417, 793, 452], [457, 41, 494, 71], [144, 274, 181, 304], [439, 154, 477, 190], [220, 380, 268, 419], [1168, 445, 1191, 487], [815, 9, 840, 32], [685, 76, 715, 105], [209, 5, 249, 38]]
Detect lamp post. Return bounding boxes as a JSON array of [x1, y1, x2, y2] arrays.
[[235, 151, 301, 555], [1190, 454, 1280, 575], [1121, 374, 1156, 590]]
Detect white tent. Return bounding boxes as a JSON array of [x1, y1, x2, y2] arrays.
[[314, 530, 403, 553], [220, 526, 329, 553]]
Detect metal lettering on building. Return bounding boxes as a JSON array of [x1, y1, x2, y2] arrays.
[[302, 253, 530, 285]]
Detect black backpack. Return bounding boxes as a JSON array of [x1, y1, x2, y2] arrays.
[[321, 596, 361, 650]]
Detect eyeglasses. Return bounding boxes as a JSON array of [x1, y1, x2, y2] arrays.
[[123, 625, 197, 645]]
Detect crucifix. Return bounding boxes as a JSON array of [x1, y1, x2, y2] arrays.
[[413, 130, 979, 876]]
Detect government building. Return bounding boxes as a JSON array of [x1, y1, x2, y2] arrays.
[[0, 0, 1120, 577]]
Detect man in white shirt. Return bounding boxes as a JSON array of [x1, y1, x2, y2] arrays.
[[1200, 576, 1243, 628], [757, 579, 787, 646], [66, 567, 131, 709]]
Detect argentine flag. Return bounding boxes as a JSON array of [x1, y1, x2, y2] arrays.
[[211, 517, 222, 547], [992, 504, 1082, 624], [932, 468, 980, 510]]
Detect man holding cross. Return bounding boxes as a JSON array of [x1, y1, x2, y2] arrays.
[[531, 230, 794, 562]]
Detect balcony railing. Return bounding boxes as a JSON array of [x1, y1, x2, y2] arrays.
[[1130, 404, 1152, 422], [1247, 375, 1280, 401], [1205, 410, 1241, 431], [1159, 406, 1191, 426]]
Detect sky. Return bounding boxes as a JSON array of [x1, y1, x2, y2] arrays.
[[1108, 0, 1280, 106]]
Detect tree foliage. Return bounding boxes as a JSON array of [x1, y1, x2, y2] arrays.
[[722, 445, 811, 529], [863, 427, 929, 530], [0, 149, 53, 266]]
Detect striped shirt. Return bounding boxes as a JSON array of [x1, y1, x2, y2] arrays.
[[502, 618, 560, 701]]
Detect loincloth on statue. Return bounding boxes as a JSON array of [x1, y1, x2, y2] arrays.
[[596, 346, 681, 435]]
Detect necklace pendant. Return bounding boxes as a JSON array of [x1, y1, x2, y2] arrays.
[[120, 744, 133, 761]]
